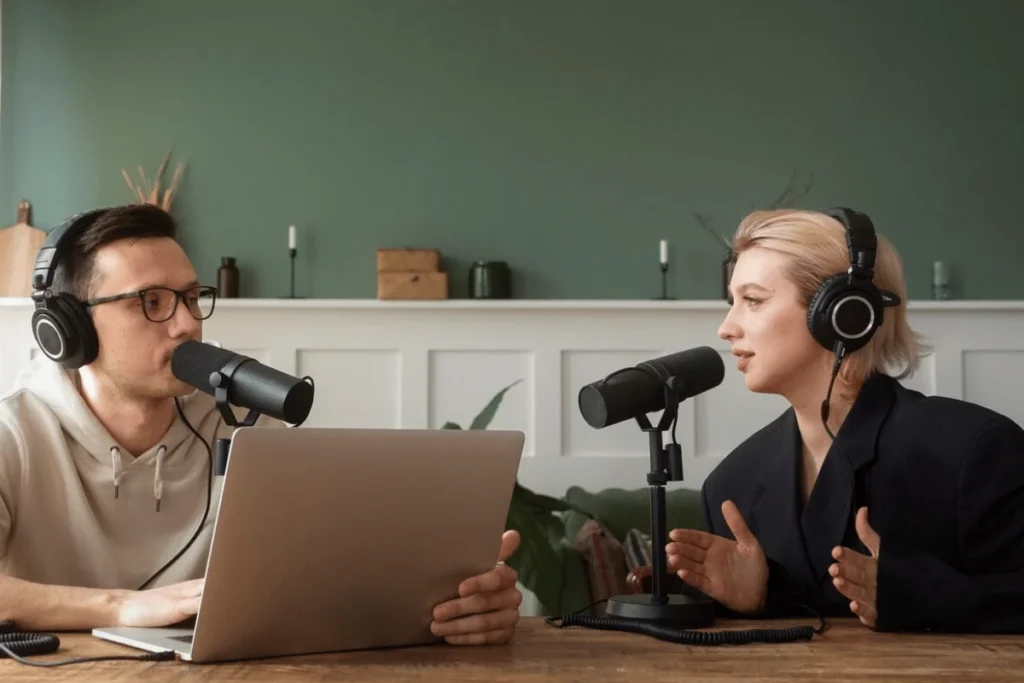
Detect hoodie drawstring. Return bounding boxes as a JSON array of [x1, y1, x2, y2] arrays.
[[111, 447, 124, 499], [154, 445, 167, 512], [110, 444, 168, 512]]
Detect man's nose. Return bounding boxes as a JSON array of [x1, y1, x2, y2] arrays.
[[168, 297, 200, 337]]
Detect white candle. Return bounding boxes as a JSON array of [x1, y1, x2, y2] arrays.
[[659, 239, 668, 265], [288, 225, 296, 250]]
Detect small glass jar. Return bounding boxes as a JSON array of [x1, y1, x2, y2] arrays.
[[932, 260, 949, 300]]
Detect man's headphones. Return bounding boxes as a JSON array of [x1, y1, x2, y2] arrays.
[[30, 208, 112, 370], [805, 207, 901, 355]]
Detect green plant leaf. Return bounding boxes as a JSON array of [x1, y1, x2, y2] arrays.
[[440, 421, 462, 430], [502, 481, 596, 616], [505, 498, 570, 616], [469, 379, 522, 430]]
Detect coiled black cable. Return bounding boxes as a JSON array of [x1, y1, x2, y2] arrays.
[[545, 601, 826, 646], [0, 620, 174, 667], [0, 621, 59, 657]]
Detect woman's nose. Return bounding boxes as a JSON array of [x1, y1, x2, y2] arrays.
[[718, 311, 740, 341]]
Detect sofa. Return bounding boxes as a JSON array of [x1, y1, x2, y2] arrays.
[[513, 485, 707, 617]]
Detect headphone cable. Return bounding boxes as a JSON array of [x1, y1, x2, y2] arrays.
[[136, 397, 213, 591], [0, 620, 174, 667], [820, 342, 846, 441]]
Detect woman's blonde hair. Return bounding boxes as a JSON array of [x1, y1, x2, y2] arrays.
[[731, 209, 930, 388]]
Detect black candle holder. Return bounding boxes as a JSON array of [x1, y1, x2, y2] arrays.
[[287, 247, 305, 299], [652, 263, 675, 300]]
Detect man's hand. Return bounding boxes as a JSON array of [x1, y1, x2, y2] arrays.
[[831, 507, 881, 628], [115, 579, 204, 628], [666, 500, 769, 614], [430, 530, 522, 645]]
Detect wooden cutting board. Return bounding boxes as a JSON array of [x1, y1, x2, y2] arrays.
[[0, 200, 46, 297]]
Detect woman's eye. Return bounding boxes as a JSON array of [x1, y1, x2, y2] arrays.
[[744, 296, 761, 306]]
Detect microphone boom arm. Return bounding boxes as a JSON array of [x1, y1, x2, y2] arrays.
[[209, 360, 264, 476]]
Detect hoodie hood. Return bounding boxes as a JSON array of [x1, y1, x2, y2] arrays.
[[13, 356, 218, 511]]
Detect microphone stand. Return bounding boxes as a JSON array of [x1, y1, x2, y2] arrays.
[[603, 392, 716, 626], [209, 361, 264, 476]]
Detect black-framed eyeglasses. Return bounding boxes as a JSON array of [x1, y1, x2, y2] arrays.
[[83, 285, 218, 323]]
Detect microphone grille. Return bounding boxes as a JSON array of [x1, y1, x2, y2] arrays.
[[171, 340, 236, 391]]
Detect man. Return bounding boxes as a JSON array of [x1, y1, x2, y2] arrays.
[[0, 204, 522, 644]]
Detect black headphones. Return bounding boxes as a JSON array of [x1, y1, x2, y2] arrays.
[[805, 207, 901, 355], [30, 208, 112, 370]]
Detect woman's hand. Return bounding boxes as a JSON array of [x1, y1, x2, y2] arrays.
[[831, 507, 880, 628], [666, 500, 768, 614]]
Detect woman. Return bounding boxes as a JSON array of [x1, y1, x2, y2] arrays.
[[666, 207, 1024, 633]]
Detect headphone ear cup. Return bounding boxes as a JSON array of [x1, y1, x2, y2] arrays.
[[806, 274, 844, 351], [807, 275, 884, 355], [31, 294, 98, 369], [32, 299, 78, 366], [63, 296, 99, 368]]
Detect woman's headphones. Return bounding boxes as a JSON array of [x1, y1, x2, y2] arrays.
[[30, 208, 112, 370], [805, 207, 901, 355]]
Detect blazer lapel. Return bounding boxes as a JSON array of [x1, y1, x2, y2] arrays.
[[800, 373, 895, 582], [750, 410, 817, 589]]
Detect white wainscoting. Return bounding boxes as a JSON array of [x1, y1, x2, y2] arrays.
[[3, 298, 1024, 497]]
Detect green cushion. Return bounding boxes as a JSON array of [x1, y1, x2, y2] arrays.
[[562, 486, 706, 543]]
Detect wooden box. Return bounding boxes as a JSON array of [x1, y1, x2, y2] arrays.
[[377, 271, 449, 300], [377, 248, 441, 273]]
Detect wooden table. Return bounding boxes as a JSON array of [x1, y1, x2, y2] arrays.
[[1, 617, 1021, 682]]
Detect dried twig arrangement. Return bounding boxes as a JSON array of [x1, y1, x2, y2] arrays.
[[693, 170, 814, 252], [121, 147, 186, 211], [694, 211, 732, 251], [762, 169, 814, 210]]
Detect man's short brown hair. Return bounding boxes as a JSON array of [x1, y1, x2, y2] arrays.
[[51, 204, 178, 300]]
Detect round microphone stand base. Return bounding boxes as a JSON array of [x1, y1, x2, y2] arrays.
[[605, 593, 716, 627]]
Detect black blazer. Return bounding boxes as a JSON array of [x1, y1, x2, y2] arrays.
[[700, 372, 1024, 633]]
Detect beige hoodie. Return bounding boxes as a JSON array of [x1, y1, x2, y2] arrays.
[[0, 356, 279, 591]]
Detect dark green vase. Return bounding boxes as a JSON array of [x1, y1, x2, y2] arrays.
[[469, 261, 512, 299], [722, 255, 735, 300]]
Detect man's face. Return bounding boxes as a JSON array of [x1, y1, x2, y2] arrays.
[[85, 236, 206, 399]]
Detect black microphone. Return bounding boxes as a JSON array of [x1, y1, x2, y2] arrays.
[[578, 346, 725, 429], [171, 340, 314, 426]]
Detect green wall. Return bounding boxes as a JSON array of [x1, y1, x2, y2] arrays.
[[2, 0, 1022, 300]]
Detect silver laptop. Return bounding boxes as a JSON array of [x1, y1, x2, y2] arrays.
[[92, 426, 524, 663]]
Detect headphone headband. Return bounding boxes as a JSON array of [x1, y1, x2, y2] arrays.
[[31, 208, 111, 294], [825, 206, 877, 275]]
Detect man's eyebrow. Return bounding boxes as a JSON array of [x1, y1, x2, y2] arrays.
[[130, 279, 201, 291]]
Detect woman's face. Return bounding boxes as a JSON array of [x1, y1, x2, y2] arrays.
[[718, 247, 829, 398]]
